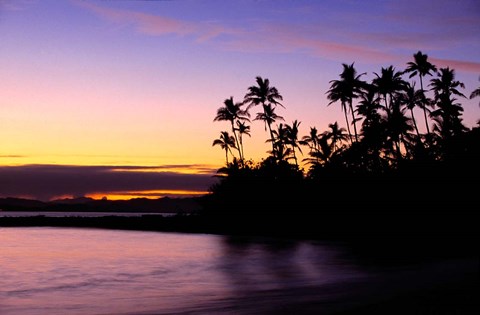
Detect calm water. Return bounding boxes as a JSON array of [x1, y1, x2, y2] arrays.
[[0, 227, 476, 314]]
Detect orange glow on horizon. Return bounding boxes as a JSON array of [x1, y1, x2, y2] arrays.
[[86, 190, 210, 201]]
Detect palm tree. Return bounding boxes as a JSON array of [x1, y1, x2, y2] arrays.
[[385, 97, 414, 161], [403, 51, 438, 135], [212, 131, 236, 165], [235, 120, 251, 163], [285, 120, 302, 167], [270, 123, 292, 163], [431, 97, 466, 135], [327, 83, 352, 143], [372, 65, 408, 116], [326, 63, 367, 143], [322, 121, 348, 153], [307, 135, 334, 166], [430, 67, 466, 101], [430, 68, 467, 141], [300, 127, 321, 165], [214, 96, 250, 161], [244, 76, 284, 153], [356, 83, 382, 134], [254, 103, 284, 156], [398, 82, 426, 138]]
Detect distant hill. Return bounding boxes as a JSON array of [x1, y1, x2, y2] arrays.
[[0, 196, 204, 213]]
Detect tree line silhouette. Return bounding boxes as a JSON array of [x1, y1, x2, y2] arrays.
[[204, 51, 479, 236]]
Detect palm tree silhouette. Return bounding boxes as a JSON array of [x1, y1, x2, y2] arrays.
[[285, 120, 302, 167], [403, 50, 437, 134], [356, 83, 382, 133], [212, 131, 237, 165], [398, 82, 427, 139], [270, 123, 292, 163], [244, 76, 284, 154], [254, 103, 284, 156], [235, 120, 251, 163], [430, 67, 466, 100], [386, 98, 414, 160], [430, 67, 467, 140], [403, 51, 438, 135], [372, 65, 408, 117], [307, 135, 334, 166], [214, 97, 250, 161], [322, 121, 348, 153], [300, 127, 321, 165], [327, 63, 366, 143]]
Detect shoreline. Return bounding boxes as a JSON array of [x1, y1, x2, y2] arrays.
[[1, 213, 477, 256]]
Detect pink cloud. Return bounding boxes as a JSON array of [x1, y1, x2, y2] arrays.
[[76, 1, 241, 40], [76, 1, 194, 35], [430, 58, 480, 74], [223, 23, 395, 64]]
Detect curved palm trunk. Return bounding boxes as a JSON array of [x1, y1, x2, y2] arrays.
[[267, 122, 276, 156], [230, 121, 243, 162], [342, 102, 353, 143], [349, 100, 359, 143], [419, 76, 431, 135], [239, 136, 245, 163], [410, 108, 421, 138]]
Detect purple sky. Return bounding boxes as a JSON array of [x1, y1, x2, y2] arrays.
[[1, 0, 479, 200]]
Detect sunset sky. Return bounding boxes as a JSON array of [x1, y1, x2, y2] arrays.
[[1, 0, 479, 200]]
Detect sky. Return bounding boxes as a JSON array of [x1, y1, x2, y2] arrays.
[[1, 0, 479, 201]]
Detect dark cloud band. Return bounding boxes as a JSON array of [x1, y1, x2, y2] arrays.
[[0, 164, 218, 201]]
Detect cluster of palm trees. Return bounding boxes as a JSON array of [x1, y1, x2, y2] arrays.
[[213, 51, 480, 176]]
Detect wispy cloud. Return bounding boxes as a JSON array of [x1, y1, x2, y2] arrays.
[[76, 1, 480, 73], [75, 0, 239, 39], [0, 164, 218, 201], [430, 58, 480, 74]]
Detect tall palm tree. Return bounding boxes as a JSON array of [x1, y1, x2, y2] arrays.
[[327, 63, 367, 143], [398, 82, 426, 139], [254, 103, 284, 156], [327, 83, 352, 143], [430, 68, 467, 141], [214, 96, 250, 161], [212, 131, 236, 165], [244, 76, 284, 153], [403, 51, 438, 135]]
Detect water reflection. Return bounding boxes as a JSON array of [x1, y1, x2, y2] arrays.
[[219, 236, 356, 292], [212, 236, 368, 314], [3, 227, 473, 315], [1, 228, 369, 315]]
